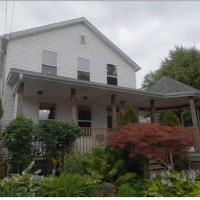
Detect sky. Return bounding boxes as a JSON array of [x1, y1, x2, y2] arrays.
[[1, 1, 200, 88]]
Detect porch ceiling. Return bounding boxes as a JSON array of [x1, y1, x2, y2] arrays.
[[7, 68, 200, 110]]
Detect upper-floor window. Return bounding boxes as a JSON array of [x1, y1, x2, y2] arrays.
[[107, 64, 117, 85], [77, 57, 90, 81], [42, 50, 57, 75]]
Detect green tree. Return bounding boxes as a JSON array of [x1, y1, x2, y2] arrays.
[[142, 46, 200, 89], [3, 116, 39, 173]]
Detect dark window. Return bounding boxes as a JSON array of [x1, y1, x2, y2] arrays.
[[107, 76, 118, 85], [39, 103, 56, 126], [80, 35, 86, 44], [78, 106, 92, 127], [42, 64, 57, 75], [107, 64, 117, 86], [78, 71, 90, 81]]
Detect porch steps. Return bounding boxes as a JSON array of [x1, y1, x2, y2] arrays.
[[147, 155, 169, 173]]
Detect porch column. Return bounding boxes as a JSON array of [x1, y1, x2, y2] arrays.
[[150, 99, 155, 123], [70, 88, 77, 125], [111, 94, 117, 129], [189, 97, 200, 151], [14, 82, 24, 117]]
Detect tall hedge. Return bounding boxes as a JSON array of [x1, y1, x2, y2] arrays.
[[3, 116, 38, 173]]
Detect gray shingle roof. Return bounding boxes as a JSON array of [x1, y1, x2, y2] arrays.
[[147, 76, 200, 94]]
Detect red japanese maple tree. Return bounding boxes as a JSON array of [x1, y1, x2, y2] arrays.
[[107, 123, 195, 157]]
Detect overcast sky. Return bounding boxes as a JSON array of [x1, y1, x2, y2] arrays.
[[1, 1, 200, 88]]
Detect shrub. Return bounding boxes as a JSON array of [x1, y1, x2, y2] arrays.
[[87, 146, 125, 183], [161, 111, 180, 126], [117, 107, 138, 126], [117, 183, 135, 197], [107, 123, 193, 157], [38, 172, 99, 197], [0, 162, 43, 197], [145, 171, 193, 197], [64, 154, 89, 175], [3, 116, 39, 173], [41, 120, 82, 159]]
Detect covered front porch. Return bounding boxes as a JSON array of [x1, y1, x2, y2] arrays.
[[6, 68, 200, 154]]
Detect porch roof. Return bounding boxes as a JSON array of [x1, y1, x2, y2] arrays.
[[7, 68, 200, 111]]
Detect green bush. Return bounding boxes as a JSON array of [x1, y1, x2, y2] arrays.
[[64, 154, 89, 175], [87, 146, 125, 182], [161, 111, 180, 126], [117, 183, 135, 197], [117, 107, 138, 126], [41, 120, 82, 159], [0, 162, 43, 197], [38, 172, 99, 197], [3, 116, 39, 173], [145, 171, 192, 197]]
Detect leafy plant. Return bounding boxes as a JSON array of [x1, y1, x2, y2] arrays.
[[0, 162, 43, 197], [161, 111, 180, 127], [117, 183, 135, 197], [145, 171, 193, 197], [64, 154, 89, 175], [87, 146, 125, 183], [38, 172, 99, 197], [117, 107, 138, 126], [107, 123, 194, 157], [41, 120, 82, 160], [3, 116, 39, 173]]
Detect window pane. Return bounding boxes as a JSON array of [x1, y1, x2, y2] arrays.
[[42, 65, 57, 75], [78, 106, 91, 121], [39, 103, 56, 126], [78, 121, 91, 128], [77, 57, 90, 72], [107, 76, 118, 85], [42, 50, 57, 67], [107, 64, 117, 76], [78, 71, 90, 81]]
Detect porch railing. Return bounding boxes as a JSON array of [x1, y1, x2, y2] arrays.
[[74, 128, 113, 154]]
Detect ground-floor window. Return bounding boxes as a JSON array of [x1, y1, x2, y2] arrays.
[[39, 103, 56, 126], [78, 106, 92, 127]]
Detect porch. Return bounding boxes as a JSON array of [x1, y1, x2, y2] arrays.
[[6, 68, 200, 153]]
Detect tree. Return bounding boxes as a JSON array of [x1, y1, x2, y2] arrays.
[[142, 46, 200, 89], [117, 107, 138, 126], [160, 111, 180, 127], [3, 116, 39, 173], [107, 123, 194, 157]]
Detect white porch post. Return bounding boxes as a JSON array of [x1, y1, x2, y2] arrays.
[[111, 94, 117, 128], [150, 99, 155, 123], [189, 97, 200, 151], [14, 82, 24, 117], [71, 88, 77, 125]]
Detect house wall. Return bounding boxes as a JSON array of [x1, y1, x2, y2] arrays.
[[5, 23, 136, 88], [2, 22, 137, 126], [22, 96, 108, 128]]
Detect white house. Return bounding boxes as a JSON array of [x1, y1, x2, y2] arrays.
[[1, 17, 200, 149]]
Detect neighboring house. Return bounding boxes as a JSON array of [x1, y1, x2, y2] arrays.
[[0, 17, 200, 151]]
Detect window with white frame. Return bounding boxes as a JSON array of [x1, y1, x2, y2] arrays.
[[39, 103, 56, 126], [107, 64, 117, 85], [78, 106, 92, 127], [42, 50, 57, 75], [77, 57, 90, 81]]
